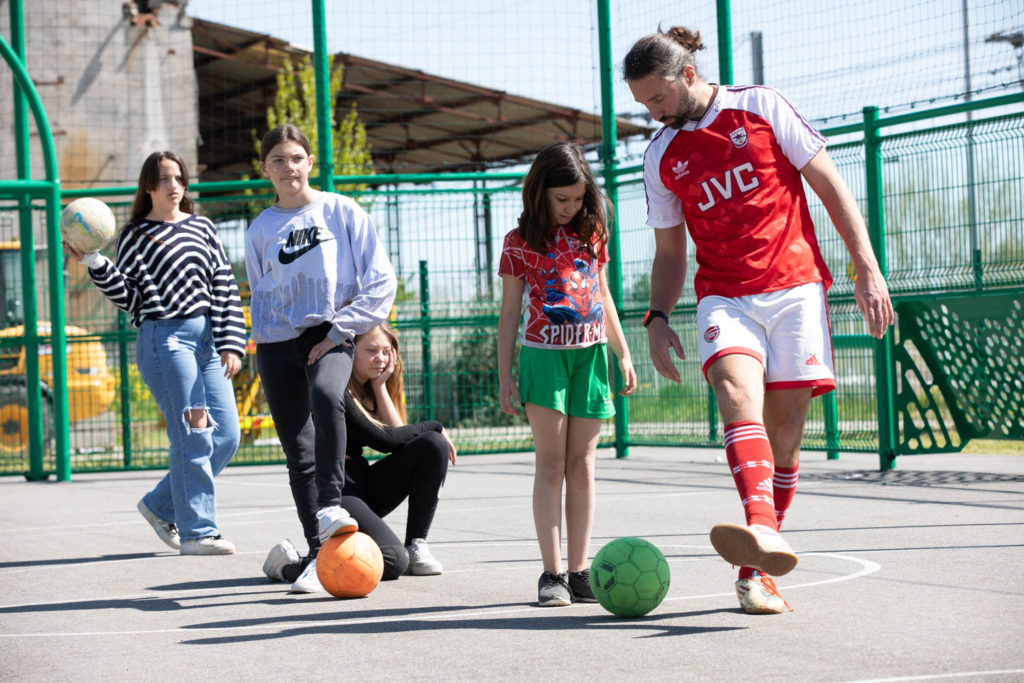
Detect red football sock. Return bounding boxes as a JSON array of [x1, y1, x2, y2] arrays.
[[724, 421, 777, 530], [773, 465, 800, 529]]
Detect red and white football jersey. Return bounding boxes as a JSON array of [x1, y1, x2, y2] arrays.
[[643, 85, 833, 301]]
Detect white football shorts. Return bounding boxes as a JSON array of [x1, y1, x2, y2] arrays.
[[695, 281, 835, 396]]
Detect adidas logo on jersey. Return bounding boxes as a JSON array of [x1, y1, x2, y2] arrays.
[[805, 354, 821, 366], [672, 160, 689, 179]]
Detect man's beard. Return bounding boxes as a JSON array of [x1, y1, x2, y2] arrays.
[[661, 91, 701, 129]]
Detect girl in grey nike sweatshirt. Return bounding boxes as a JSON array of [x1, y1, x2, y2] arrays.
[[245, 124, 397, 587]]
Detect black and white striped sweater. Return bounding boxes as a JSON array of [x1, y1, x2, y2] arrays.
[[88, 214, 247, 356]]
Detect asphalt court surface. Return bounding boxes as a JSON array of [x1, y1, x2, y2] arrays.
[[1, 447, 1023, 682]]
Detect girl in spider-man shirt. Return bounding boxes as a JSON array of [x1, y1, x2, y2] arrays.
[[497, 142, 636, 608]]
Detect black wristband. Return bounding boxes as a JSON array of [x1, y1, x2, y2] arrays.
[[642, 309, 669, 328]]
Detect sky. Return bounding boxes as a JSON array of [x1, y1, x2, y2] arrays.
[[188, 0, 1024, 143], [188, 0, 1024, 296]]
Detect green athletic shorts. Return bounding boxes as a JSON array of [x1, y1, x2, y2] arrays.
[[518, 343, 615, 419]]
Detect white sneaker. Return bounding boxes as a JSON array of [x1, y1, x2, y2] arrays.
[[263, 539, 301, 582], [316, 506, 359, 543], [180, 535, 235, 555], [289, 558, 323, 593], [709, 523, 798, 577], [406, 538, 443, 576], [137, 498, 180, 549], [736, 572, 792, 614]]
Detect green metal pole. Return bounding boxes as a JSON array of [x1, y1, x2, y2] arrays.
[[8, 0, 45, 480], [46, 180, 70, 481], [418, 260, 434, 422], [118, 311, 132, 468], [823, 392, 840, 460], [4, 25, 69, 480], [597, 0, 628, 459], [716, 0, 734, 85], [863, 106, 897, 471], [707, 385, 719, 443], [311, 0, 335, 193]]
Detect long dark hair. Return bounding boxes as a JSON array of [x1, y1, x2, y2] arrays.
[[125, 150, 193, 231], [623, 26, 705, 82], [517, 141, 610, 258], [260, 124, 312, 203]]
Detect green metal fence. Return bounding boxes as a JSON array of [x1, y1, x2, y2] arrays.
[[2, 0, 1023, 479]]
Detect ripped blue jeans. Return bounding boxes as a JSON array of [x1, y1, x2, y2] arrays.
[[137, 315, 240, 541]]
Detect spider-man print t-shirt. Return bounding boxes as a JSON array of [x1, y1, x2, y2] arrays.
[[498, 226, 608, 349]]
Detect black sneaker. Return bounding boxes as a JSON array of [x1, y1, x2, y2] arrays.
[[568, 569, 597, 603], [537, 571, 571, 607]]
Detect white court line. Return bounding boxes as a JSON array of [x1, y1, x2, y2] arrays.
[[0, 550, 270, 577], [5, 506, 296, 535], [443, 489, 716, 515], [2, 489, 713, 537], [0, 550, 879, 638], [844, 671, 1024, 682], [660, 552, 881, 603]]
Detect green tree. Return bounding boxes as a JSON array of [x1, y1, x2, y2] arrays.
[[629, 271, 651, 304], [253, 55, 374, 197], [449, 327, 525, 429]]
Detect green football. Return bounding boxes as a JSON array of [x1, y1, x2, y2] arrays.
[[590, 537, 671, 617]]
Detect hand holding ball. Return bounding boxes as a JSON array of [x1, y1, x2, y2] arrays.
[[60, 197, 116, 254]]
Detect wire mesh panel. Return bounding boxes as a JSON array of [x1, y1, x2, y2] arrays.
[[0, 202, 128, 474], [610, 0, 1023, 142], [2, 1, 1024, 475], [881, 113, 1024, 294], [185, 0, 652, 178], [0, 3, 200, 187]]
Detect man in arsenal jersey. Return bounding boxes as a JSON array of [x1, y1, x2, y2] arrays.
[[625, 26, 893, 614]]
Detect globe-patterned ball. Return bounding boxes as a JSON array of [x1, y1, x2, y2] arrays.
[[60, 197, 116, 254]]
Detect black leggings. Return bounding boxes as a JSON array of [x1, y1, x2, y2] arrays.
[[256, 323, 352, 550], [282, 496, 409, 582], [345, 430, 449, 546]]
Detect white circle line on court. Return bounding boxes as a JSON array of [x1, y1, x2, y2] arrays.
[[842, 671, 1024, 682], [0, 550, 879, 639], [660, 551, 881, 603]]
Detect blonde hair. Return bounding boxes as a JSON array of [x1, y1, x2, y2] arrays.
[[347, 322, 407, 426]]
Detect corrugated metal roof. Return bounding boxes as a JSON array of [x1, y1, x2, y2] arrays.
[[192, 17, 653, 179]]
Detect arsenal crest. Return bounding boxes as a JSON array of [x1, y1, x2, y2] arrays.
[[729, 127, 748, 148]]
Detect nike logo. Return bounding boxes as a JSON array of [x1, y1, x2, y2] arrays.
[[278, 226, 335, 264]]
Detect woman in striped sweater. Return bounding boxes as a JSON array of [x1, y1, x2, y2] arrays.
[[65, 151, 246, 555]]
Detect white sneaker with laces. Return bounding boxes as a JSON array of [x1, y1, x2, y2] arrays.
[[180, 535, 235, 555], [405, 538, 443, 575], [289, 558, 323, 593], [137, 498, 180, 549], [709, 523, 798, 577], [736, 572, 792, 614], [316, 506, 359, 543], [263, 539, 301, 582]]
